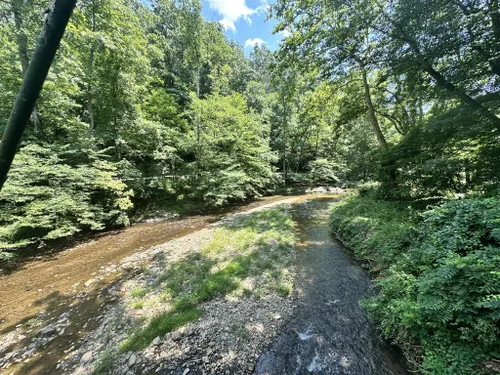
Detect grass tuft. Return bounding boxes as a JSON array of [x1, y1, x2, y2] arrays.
[[120, 308, 202, 352]]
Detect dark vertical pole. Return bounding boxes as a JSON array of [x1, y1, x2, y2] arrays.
[[0, 0, 77, 191]]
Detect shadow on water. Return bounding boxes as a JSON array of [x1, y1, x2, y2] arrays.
[[255, 196, 409, 375], [0, 266, 145, 375]]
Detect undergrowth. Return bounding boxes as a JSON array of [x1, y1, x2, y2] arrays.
[[330, 194, 500, 375]]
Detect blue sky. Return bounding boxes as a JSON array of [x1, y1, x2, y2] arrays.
[[201, 0, 287, 53]]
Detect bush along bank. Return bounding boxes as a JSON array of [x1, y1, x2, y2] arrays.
[[330, 194, 500, 375]]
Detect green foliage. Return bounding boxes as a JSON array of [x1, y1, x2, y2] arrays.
[[186, 93, 276, 205], [0, 144, 132, 255], [330, 194, 416, 267], [308, 158, 344, 186], [331, 195, 500, 374], [379, 112, 500, 197]]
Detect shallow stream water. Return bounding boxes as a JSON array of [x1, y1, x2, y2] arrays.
[[255, 197, 409, 375]]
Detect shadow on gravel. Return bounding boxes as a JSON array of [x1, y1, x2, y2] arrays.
[[121, 206, 296, 352]]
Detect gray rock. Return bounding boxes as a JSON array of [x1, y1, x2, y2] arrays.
[[128, 353, 137, 366], [183, 369, 190, 375], [152, 336, 161, 346], [4, 351, 14, 360], [41, 326, 56, 336]]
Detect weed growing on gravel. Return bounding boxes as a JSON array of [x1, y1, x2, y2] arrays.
[[120, 308, 202, 351], [231, 323, 250, 341], [120, 205, 296, 351], [130, 287, 148, 298], [274, 282, 292, 297], [93, 349, 116, 375], [132, 301, 144, 309]]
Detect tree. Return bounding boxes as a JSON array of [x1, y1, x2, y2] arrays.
[[0, 0, 77, 191]]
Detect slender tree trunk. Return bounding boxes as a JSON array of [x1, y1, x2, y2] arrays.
[[0, 0, 77, 191], [12, 0, 41, 133], [418, 94, 424, 126], [422, 60, 500, 128], [359, 63, 389, 149], [88, 1, 96, 136], [196, 66, 200, 144], [402, 34, 500, 129], [282, 100, 287, 187]]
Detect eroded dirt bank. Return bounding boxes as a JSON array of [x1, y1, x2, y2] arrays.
[[0, 196, 289, 333]]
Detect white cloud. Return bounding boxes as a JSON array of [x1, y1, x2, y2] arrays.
[[255, 0, 270, 16], [207, 0, 255, 32], [279, 29, 291, 38], [219, 19, 236, 31], [244, 38, 266, 48]]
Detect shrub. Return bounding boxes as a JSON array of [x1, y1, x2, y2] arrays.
[[0, 144, 133, 256], [330, 195, 416, 268], [330, 195, 500, 374]]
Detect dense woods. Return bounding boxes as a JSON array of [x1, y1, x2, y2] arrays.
[[0, 0, 499, 373], [0, 0, 361, 252]]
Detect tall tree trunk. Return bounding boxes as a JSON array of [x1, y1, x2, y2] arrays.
[[422, 60, 500, 129], [196, 66, 200, 144], [282, 98, 287, 186], [12, 0, 41, 133], [0, 0, 77, 191], [87, 1, 96, 136], [359, 62, 389, 149]]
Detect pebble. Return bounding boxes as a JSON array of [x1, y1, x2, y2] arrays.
[[152, 336, 161, 346], [81, 351, 93, 363], [183, 369, 190, 375], [128, 353, 137, 367]]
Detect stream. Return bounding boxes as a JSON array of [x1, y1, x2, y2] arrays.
[[255, 196, 409, 375], [0, 194, 409, 375]]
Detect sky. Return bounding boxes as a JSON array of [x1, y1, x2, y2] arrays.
[[201, 0, 287, 53]]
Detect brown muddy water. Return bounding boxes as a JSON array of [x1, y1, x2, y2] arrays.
[[0, 195, 292, 374]]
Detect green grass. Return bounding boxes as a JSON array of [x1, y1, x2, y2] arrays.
[[130, 287, 148, 298], [121, 205, 296, 351], [120, 308, 202, 352], [93, 349, 116, 375]]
